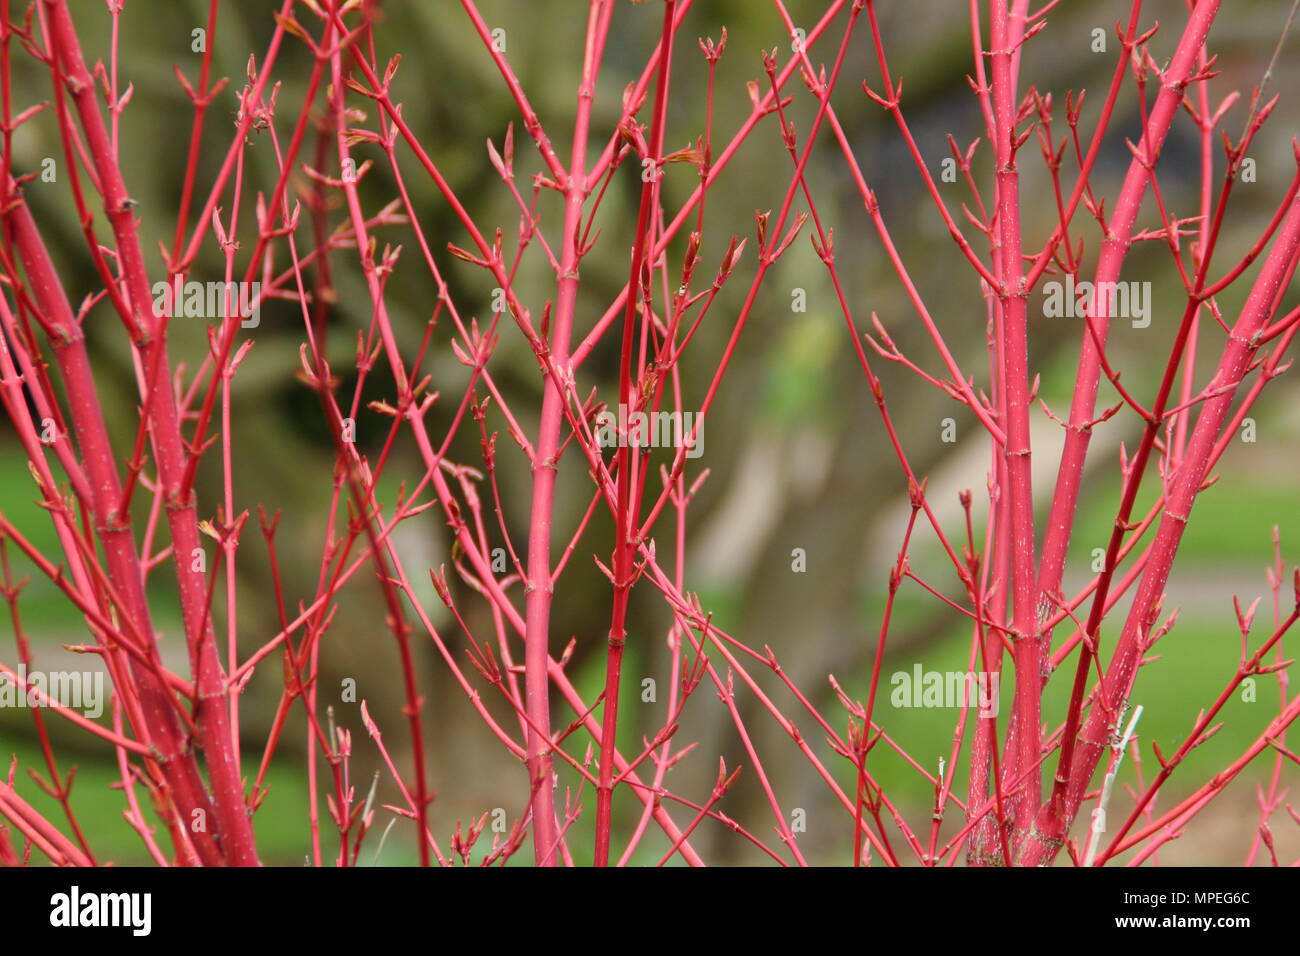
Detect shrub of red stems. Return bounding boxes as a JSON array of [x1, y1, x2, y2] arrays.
[[0, 0, 1297, 869]]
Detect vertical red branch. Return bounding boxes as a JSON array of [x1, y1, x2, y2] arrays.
[[1036, 0, 1221, 641], [1023, 161, 1300, 865], [594, 0, 678, 868], [4, 200, 226, 866], [987, 0, 1041, 839], [43, 0, 259, 866], [520, 0, 613, 867]]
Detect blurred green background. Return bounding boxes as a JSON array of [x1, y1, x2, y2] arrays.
[[1, 0, 1297, 865]]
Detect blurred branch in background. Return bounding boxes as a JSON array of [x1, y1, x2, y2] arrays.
[[0, 0, 1296, 866]]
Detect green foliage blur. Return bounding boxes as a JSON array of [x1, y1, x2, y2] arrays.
[[1, 0, 1297, 865]]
